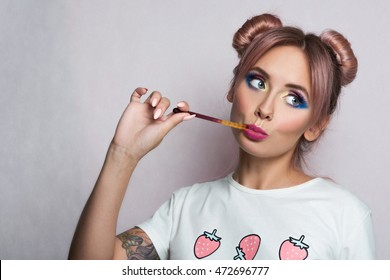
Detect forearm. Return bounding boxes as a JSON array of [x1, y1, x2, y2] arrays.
[[68, 142, 139, 259], [68, 87, 190, 259]]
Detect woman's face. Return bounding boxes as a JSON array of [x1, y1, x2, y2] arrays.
[[229, 45, 315, 160]]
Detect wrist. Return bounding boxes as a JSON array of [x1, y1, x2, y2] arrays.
[[107, 141, 141, 168]]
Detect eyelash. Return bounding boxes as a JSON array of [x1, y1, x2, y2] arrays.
[[245, 72, 308, 109], [245, 73, 267, 91], [283, 91, 308, 109]]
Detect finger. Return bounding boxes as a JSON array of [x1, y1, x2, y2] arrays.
[[130, 87, 148, 102], [176, 101, 190, 112], [144, 91, 162, 108], [159, 111, 192, 135], [153, 97, 171, 119]]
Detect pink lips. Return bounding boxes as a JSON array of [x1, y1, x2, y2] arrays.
[[244, 124, 268, 141]]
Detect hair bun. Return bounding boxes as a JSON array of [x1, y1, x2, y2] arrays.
[[232, 14, 282, 57], [320, 30, 358, 86]]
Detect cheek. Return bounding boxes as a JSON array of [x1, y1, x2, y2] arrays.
[[273, 110, 311, 135], [231, 97, 248, 117], [230, 85, 256, 120]]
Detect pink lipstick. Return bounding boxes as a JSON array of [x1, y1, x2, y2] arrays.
[[244, 124, 268, 141]]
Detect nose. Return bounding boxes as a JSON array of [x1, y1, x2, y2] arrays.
[[256, 95, 274, 121], [257, 108, 273, 121]]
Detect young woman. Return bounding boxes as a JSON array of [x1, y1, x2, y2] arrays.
[[69, 14, 375, 260]]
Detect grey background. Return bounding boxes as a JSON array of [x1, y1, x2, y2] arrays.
[[1, 0, 389, 259]]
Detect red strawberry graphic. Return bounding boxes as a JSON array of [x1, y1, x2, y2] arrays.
[[233, 234, 261, 260], [194, 229, 221, 259], [279, 235, 309, 260]]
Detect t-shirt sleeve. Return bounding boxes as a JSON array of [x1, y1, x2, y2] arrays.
[[137, 196, 174, 260], [340, 210, 376, 259]]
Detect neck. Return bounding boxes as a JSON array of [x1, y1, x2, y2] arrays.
[[233, 149, 312, 190]]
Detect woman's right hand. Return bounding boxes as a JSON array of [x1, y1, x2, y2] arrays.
[[111, 87, 192, 162]]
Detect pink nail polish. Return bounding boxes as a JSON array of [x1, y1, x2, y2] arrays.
[[151, 98, 158, 107], [183, 114, 196, 121], [177, 102, 186, 108], [154, 109, 162, 119]]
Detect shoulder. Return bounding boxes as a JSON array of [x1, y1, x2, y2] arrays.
[[172, 176, 229, 199], [166, 176, 230, 210], [311, 178, 371, 216], [312, 179, 375, 258]]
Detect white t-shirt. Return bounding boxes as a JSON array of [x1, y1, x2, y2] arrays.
[[138, 174, 375, 260]]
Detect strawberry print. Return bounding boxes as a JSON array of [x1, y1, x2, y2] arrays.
[[279, 235, 309, 260], [233, 234, 261, 260], [194, 229, 222, 259]]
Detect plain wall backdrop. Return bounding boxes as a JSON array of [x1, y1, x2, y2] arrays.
[[1, 0, 389, 259]]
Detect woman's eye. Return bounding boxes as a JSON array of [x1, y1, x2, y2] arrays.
[[284, 93, 308, 109], [246, 74, 267, 91]]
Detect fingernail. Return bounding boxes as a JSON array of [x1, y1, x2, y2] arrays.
[[154, 109, 162, 119], [143, 87, 148, 91], [177, 102, 186, 108], [151, 98, 158, 107], [183, 114, 196, 121]]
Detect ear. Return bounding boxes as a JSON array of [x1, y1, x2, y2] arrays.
[[227, 90, 234, 103], [304, 116, 330, 142]]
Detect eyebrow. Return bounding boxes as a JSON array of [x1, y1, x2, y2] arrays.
[[248, 66, 310, 97], [285, 83, 310, 98], [248, 67, 270, 80]]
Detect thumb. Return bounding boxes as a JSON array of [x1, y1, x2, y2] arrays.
[[159, 112, 194, 135]]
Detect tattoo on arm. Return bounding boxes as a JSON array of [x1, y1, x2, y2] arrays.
[[117, 227, 160, 260]]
